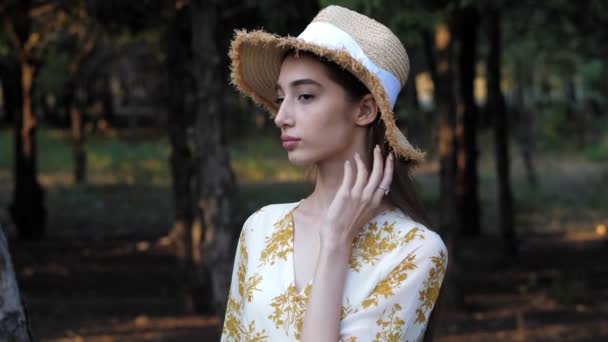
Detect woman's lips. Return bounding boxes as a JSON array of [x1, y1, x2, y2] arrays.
[[281, 134, 300, 151], [281, 140, 300, 150]]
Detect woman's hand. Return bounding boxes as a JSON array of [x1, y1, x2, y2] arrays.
[[320, 144, 394, 251]]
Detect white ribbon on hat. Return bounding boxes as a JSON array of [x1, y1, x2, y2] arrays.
[[297, 21, 401, 109]]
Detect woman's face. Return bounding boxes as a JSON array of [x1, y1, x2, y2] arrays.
[[274, 54, 361, 167]]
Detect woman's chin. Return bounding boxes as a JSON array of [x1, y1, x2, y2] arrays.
[[286, 152, 315, 167]]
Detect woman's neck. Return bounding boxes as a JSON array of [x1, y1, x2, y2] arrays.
[[303, 146, 371, 217], [300, 146, 394, 221], [307, 162, 345, 215]]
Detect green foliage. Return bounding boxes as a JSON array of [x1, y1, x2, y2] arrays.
[[534, 101, 608, 160], [577, 59, 603, 82], [582, 136, 608, 161], [537, 105, 573, 148]]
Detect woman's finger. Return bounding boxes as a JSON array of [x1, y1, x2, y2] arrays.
[[371, 152, 394, 205], [351, 152, 368, 197], [338, 160, 354, 197], [362, 145, 384, 200]]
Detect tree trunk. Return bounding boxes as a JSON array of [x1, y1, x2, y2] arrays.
[[66, 28, 97, 184], [70, 104, 86, 183], [7, 0, 47, 239], [190, 0, 239, 319], [487, 9, 517, 259], [513, 59, 537, 188], [100, 75, 117, 126], [65, 82, 87, 183], [564, 76, 584, 146], [11, 60, 47, 241], [423, 22, 459, 341], [405, 60, 420, 109], [456, 6, 480, 236], [164, 3, 200, 313], [0, 62, 19, 125], [0, 226, 34, 341], [434, 22, 457, 256]]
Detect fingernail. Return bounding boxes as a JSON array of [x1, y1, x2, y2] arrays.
[[374, 144, 379, 152], [355, 152, 360, 159], [389, 153, 393, 160]]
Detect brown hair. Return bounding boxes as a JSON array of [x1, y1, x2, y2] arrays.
[[285, 50, 430, 227]]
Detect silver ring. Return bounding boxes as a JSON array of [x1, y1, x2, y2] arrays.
[[378, 185, 389, 196]]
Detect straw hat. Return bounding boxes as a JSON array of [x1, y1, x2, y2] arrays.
[[228, 5, 425, 164]]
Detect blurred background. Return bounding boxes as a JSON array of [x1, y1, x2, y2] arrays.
[[0, 0, 606, 341]]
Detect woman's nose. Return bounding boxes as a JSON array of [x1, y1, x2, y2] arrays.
[[274, 102, 293, 128]]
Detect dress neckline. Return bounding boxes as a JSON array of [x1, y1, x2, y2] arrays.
[[287, 199, 395, 296], [288, 200, 310, 296]]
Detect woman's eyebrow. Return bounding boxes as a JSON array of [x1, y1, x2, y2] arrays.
[[290, 78, 322, 88], [276, 78, 322, 92]]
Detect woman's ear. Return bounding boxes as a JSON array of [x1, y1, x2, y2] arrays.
[[354, 94, 379, 126]]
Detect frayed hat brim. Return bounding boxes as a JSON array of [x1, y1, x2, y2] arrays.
[[229, 29, 425, 164]]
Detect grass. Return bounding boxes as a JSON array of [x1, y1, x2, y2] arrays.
[[582, 135, 608, 161], [0, 126, 304, 185]]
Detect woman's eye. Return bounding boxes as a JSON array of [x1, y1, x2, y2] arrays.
[[275, 97, 284, 105], [298, 94, 314, 102]]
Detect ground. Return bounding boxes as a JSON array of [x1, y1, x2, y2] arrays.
[[8, 226, 608, 341]]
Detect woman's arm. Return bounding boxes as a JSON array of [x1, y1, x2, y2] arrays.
[[300, 146, 394, 341], [300, 240, 351, 342]]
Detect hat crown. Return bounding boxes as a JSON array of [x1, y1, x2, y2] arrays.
[[310, 6, 409, 86]]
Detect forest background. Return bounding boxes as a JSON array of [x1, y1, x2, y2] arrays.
[[0, 0, 607, 341]]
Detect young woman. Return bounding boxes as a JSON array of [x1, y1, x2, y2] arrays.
[[222, 5, 447, 341]]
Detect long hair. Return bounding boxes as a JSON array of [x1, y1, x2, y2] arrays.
[[287, 50, 430, 227]]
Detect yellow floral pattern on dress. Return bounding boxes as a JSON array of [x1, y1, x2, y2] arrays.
[[222, 230, 267, 341], [415, 249, 447, 324], [374, 303, 406, 342], [259, 211, 294, 266], [222, 203, 448, 342], [237, 230, 263, 309], [362, 252, 418, 309], [223, 294, 269, 342], [403, 227, 425, 244], [341, 299, 357, 320], [350, 223, 424, 272], [242, 322, 270, 342], [241, 272, 263, 307], [222, 295, 242, 341], [268, 283, 312, 340]]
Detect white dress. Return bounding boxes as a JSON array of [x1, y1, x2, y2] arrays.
[[221, 200, 448, 342]]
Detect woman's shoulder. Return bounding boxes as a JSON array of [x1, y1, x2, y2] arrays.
[[372, 207, 447, 257], [241, 200, 300, 229], [247, 201, 299, 219], [237, 201, 300, 248], [347, 207, 448, 280]]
